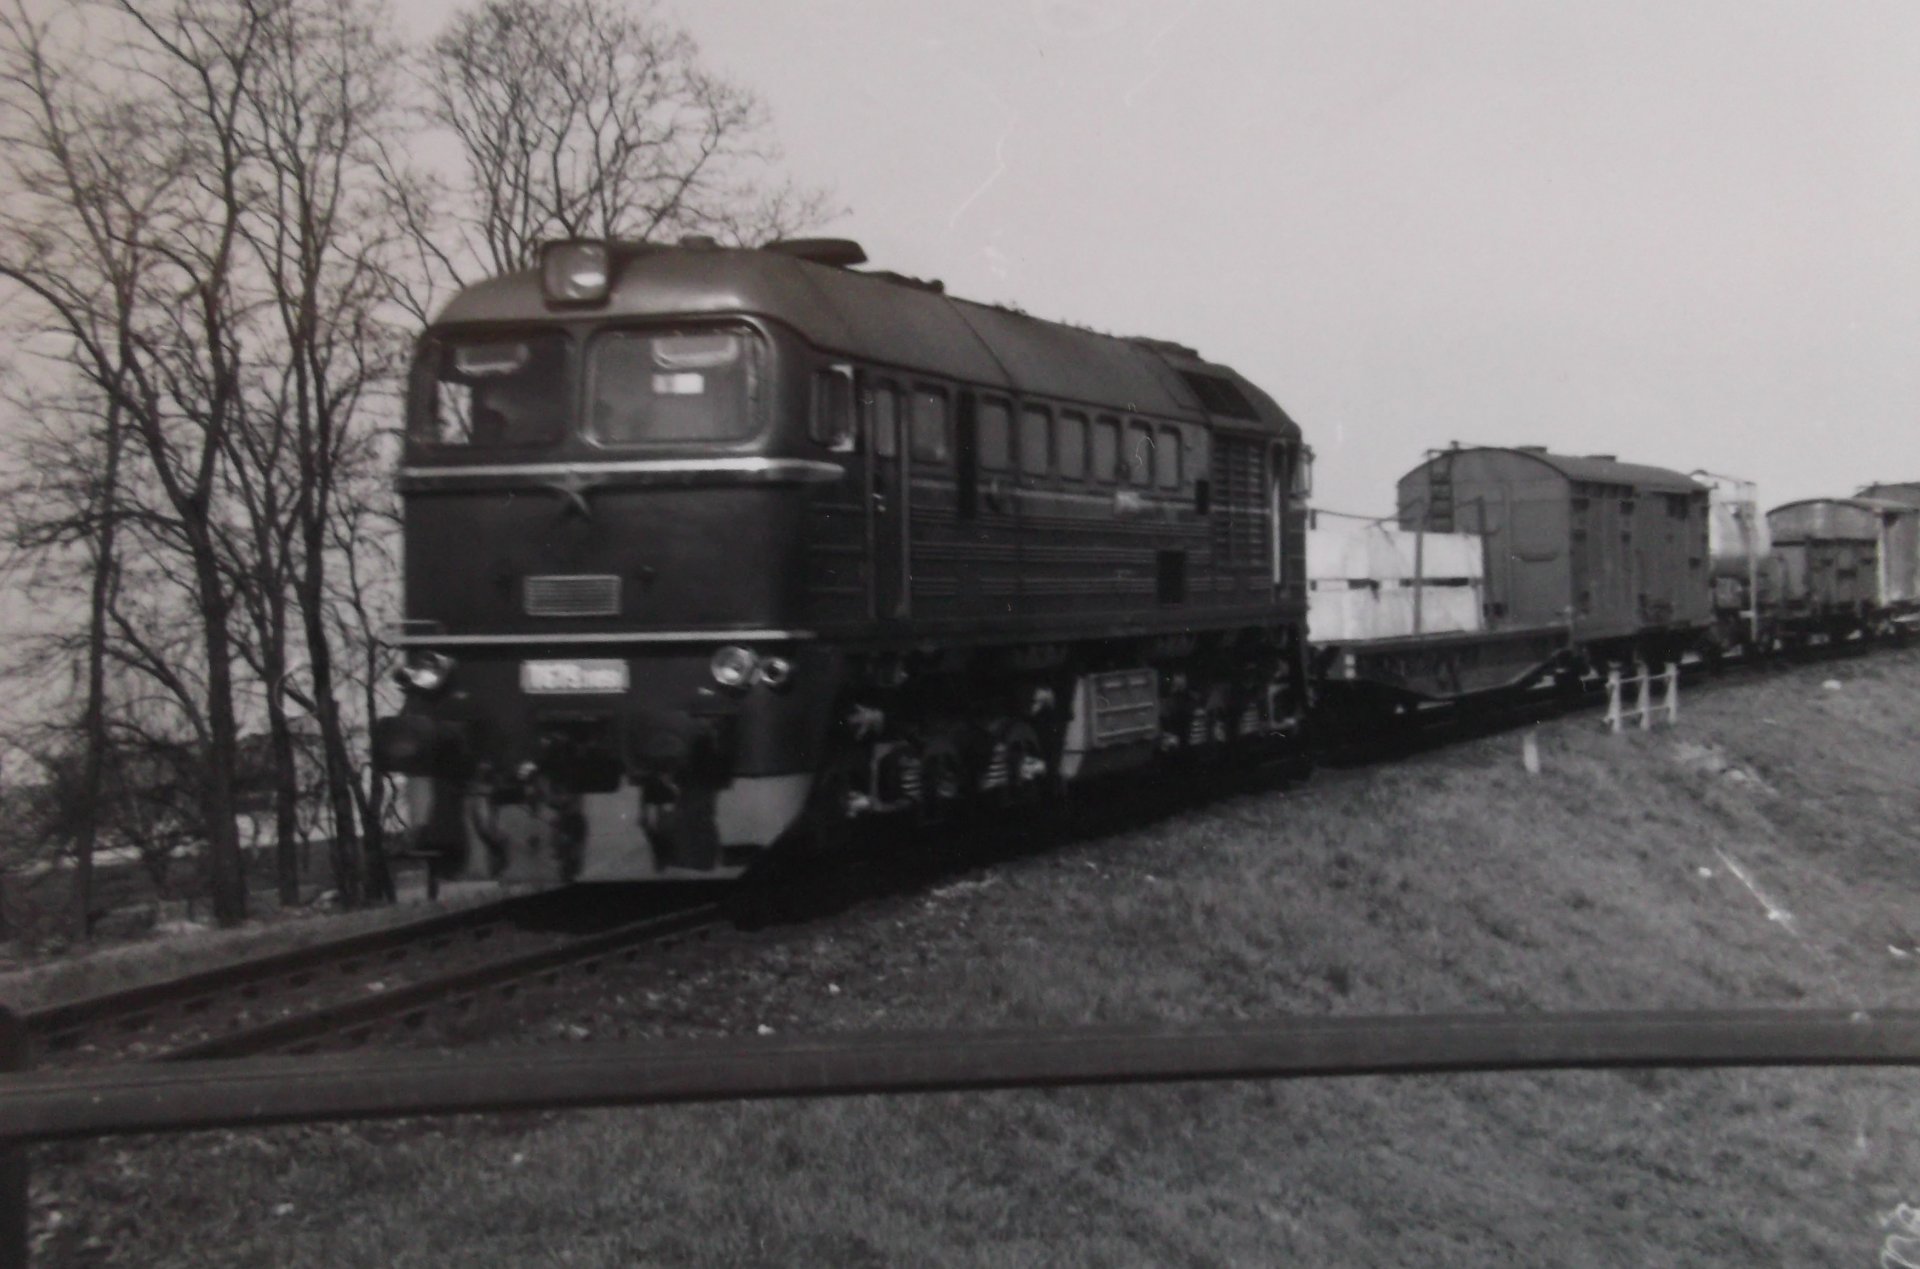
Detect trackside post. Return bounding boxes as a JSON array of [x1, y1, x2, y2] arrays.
[[0, 1006, 27, 1268], [1605, 663, 1680, 733]]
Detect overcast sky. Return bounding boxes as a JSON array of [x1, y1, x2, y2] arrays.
[[418, 0, 1920, 514]]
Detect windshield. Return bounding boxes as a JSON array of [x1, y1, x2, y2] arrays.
[[412, 332, 569, 449], [586, 327, 760, 444]]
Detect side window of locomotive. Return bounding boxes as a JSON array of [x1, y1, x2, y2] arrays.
[[1125, 421, 1155, 485], [1156, 424, 1182, 489], [866, 382, 899, 458], [587, 328, 758, 445], [1092, 416, 1120, 483], [1057, 412, 1088, 480], [1019, 405, 1051, 477], [811, 366, 857, 452], [977, 398, 1011, 471], [910, 387, 950, 463], [417, 333, 569, 448]]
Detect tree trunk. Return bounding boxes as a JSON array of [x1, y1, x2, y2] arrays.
[[297, 489, 376, 905], [74, 404, 124, 942], [194, 547, 248, 928], [264, 682, 301, 907]]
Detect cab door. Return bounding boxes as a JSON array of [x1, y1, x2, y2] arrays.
[[864, 377, 909, 621]]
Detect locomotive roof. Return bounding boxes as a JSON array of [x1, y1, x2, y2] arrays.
[[433, 242, 1299, 437], [1402, 446, 1702, 495]]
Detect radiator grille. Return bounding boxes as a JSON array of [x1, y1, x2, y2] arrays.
[[1211, 435, 1269, 568], [523, 574, 621, 617]]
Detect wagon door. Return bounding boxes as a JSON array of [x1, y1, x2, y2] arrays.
[[864, 378, 910, 621]]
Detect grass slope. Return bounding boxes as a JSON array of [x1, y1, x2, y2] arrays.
[[33, 649, 1920, 1266]]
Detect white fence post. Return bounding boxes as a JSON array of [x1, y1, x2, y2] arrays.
[[1603, 663, 1680, 734]]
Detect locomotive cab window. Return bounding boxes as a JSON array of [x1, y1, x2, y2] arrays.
[[587, 328, 760, 445], [413, 332, 569, 449], [811, 365, 857, 452]]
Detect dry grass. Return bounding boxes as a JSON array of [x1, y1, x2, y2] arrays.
[[31, 648, 1920, 1266]]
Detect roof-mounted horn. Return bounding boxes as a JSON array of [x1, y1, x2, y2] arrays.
[[763, 238, 868, 268]]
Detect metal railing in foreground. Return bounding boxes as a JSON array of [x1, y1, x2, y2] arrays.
[[4, 1007, 1920, 1261]]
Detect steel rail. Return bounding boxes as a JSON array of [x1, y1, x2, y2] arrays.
[[3, 1008, 1919, 1143], [153, 903, 725, 1060], [21, 891, 568, 1059]]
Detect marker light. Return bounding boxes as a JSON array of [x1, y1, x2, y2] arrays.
[[709, 645, 757, 689], [539, 240, 612, 306]]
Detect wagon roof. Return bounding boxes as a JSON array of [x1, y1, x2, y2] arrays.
[[1771, 496, 1919, 516], [1858, 481, 1920, 505], [433, 242, 1300, 438], [1403, 446, 1702, 494]]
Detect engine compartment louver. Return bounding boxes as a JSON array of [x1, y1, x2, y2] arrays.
[[524, 575, 621, 617]]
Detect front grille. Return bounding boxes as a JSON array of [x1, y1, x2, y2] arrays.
[[524, 574, 621, 617]]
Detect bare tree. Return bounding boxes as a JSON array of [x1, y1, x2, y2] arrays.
[[415, 0, 832, 290], [0, 0, 265, 925], [0, 0, 411, 925], [229, 0, 408, 907], [1, 372, 130, 938]]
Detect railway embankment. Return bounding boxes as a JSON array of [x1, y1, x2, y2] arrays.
[[32, 648, 1920, 1266]]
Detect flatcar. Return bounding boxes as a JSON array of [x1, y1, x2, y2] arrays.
[[373, 237, 1314, 882]]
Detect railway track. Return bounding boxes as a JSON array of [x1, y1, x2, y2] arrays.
[[23, 889, 726, 1065], [18, 638, 1900, 1070]]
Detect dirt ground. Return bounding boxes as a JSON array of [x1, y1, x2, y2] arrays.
[[26, 648, 1920, 1266]]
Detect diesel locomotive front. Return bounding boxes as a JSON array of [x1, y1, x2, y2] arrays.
[[374, 237, 1314, 882]]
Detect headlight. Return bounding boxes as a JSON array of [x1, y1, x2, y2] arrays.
[[752, 656, 794, 689], [709, 645, 757, 689], [394, 650, 456, 694], [539, 239, 611, 305]]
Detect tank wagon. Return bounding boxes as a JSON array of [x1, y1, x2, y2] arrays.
[[1697, 475, 1780, 654], [374, 238, 1313, 882]]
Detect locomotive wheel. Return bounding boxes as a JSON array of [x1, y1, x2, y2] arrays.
[[919, 733, 969, 822], [805, 744, 869, 856], [997, 720, 1050, 804]]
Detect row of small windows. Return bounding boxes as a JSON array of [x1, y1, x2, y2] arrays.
[[858, 382, 1191, 490]]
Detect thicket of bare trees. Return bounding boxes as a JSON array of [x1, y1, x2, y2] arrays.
[[0, 0, 826, 936]]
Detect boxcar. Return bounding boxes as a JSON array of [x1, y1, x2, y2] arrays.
[[1767, 497, 1920, 637], [1395, 446, 1711, 666]]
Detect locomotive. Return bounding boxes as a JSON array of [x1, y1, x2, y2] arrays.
[[373, 237, 1314, 881]]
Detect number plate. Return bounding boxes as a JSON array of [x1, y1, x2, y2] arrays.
[[521, 659, 629, 694]]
